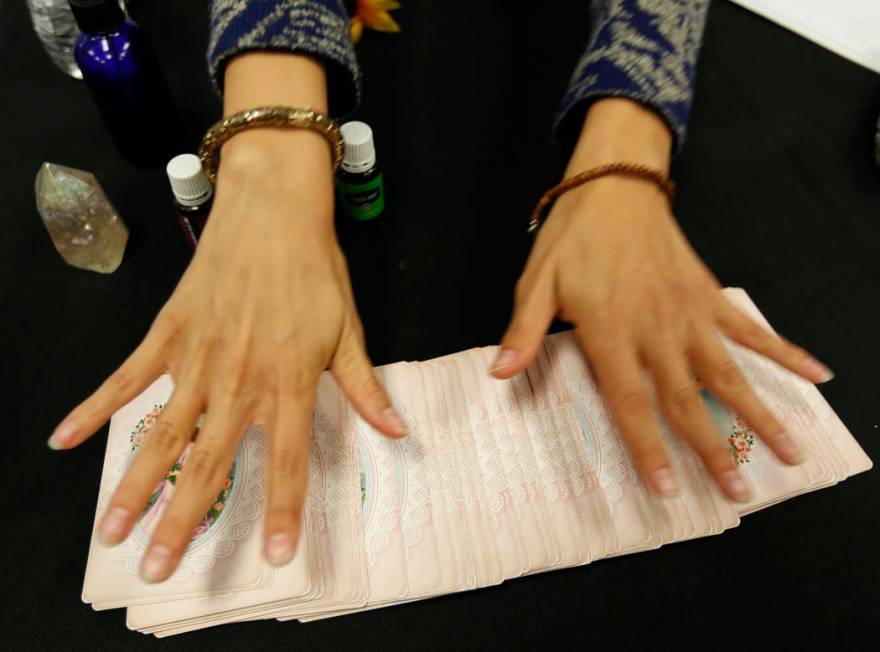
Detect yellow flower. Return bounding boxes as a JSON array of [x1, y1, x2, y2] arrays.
[[351, 0, 401, 44]]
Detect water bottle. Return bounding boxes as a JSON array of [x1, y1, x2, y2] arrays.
[[27, 0, 83, 79]]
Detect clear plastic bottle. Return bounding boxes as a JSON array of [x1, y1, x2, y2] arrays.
[[27, 0, 83, 79]]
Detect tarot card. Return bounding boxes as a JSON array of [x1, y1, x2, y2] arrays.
[[82, 375, 267, 609]]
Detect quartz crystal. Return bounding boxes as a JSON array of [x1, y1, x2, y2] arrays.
[[35, 162, 128, 273]]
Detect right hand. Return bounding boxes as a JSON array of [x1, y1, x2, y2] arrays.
[[49, 127, 407, 582]]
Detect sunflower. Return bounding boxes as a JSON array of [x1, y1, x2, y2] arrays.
[[350, 0, 401, 44]]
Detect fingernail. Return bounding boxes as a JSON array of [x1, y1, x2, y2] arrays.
[[801, 357, 834, 384], [382, 408, 408, 436], [491, 349, 517, 374], [772, 431, 805, 465], [48, 421, 77, 450], [265, 533, 296, 567], [720, 470, 751, 503], [140, 545, 174, 583], [651, 467, 680, 497], [98, 507, 131, 545]]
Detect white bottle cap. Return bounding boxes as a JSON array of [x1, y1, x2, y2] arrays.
[[340, 121, 377, 173], [166, 154, 213, 207]]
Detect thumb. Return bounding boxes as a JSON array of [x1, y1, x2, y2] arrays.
[[491, 279, 556, 379], [330, 318, 407, 438]]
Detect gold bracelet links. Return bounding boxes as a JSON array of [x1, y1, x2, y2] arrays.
[[198, 106, 344, 184], [527, 162, 676, 233]]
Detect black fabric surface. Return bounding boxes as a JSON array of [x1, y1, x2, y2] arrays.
[[2, 1, 878, 648]]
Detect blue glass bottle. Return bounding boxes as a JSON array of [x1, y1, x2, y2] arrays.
[[70, 0, 178, 166]]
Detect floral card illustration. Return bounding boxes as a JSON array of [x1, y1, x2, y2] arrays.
[[82, 375, 267, 608]]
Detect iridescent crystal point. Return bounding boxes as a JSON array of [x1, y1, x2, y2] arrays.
[[35, 162, 128, 273]]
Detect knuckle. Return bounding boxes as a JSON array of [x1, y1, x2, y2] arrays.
[[786, 342, 810, 363], [513, 278, 531, 306], [220, 349, 251, 396], [107, 366, 136, 394], [593, 310, 628, 344], [280, 363, 312, 395], [649, 301, 673, 330], [183, 449, 222, 485], [732, 317, 766, 345], [152, 309, 184, 342], [618, 390, 654, 417], [668, 385, 704, 417], [626, 436, 666, 462], [712, 358, 747, 391], [266, 499, 305, 530], [332, 339, 361, 374], [153, 514, 189, 547], [361, 373, 386, 402], [268, 447, 303, 478], [203, 330, 226, 353], [705, 445, 736, 474], [147, 418, 184, 452]]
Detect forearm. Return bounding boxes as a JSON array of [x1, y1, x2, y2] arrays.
[[566, 98, 673, 177], [554, 0, 710, 156], [224, 52, 328, 115], [208, 0, 360, 117]]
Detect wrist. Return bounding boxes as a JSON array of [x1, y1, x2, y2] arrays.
[[211, 130, 336, 232], [219, 126, 334, 175], [223, 52, 329, 114], [566, 98, 673, 176]]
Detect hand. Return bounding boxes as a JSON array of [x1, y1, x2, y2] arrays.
[[492, 99, 832, 502], [48, 121, 406, 583]]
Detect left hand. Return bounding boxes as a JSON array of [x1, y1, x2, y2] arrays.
[[491, 99, 833, 502]]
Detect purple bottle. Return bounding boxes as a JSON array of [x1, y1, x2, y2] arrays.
[[69, 0, 178, 166]]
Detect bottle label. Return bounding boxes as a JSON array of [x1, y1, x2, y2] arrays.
[[337, 173, 385, 221], [177, 210, 209, 251]]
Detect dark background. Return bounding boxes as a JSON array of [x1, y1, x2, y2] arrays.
[[1, 0, 878, 648]]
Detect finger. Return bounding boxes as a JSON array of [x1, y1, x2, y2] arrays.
[[576, 328, 679, 498], [491, 276, 556, 379], [715, 296, 833, 384], [645, 338, 751, 503], [263, 393, 312, 567], [331, 317, 407, 438], [96, 385, 204, 545], [139, 404, 243, 583], [49, 327, 169, 451], [688, 328, 805, 465]]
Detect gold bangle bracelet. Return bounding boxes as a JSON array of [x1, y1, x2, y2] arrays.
[[197, 106, 344, 184]]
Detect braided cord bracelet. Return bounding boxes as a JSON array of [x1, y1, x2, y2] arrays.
[[528, 162, 677, 233]]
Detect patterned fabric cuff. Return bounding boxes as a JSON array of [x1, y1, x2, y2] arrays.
[[553, 0, 710, 157], [875, 114, 880, 166], [208, 0, 361, 119]]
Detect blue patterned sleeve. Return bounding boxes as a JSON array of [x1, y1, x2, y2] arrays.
[[208, 0, 360, 118], [554, 0, 710, 155]]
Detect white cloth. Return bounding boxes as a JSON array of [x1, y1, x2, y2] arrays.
[[729, 0, 880, 74]]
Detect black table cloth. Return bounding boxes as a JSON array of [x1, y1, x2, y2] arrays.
[[1, 1, 878, 647]]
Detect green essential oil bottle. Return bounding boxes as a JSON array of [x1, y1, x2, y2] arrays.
[[337, 121, 385, 220]]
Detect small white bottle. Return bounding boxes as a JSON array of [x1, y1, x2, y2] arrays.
[[166, 154, 214, 250]]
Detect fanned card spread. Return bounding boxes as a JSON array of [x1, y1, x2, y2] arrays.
[[80, 289, 872, 636]]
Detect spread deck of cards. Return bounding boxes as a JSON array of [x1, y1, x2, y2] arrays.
[[81, 289, 872, 636]]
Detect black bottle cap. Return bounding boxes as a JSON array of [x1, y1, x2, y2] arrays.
[[69, 0, 126, 34]]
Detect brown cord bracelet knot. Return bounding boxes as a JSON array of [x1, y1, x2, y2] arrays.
[[527, 162, 677, 233]]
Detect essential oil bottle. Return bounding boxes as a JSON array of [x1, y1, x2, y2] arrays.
[[70, 0, 178, 166], [337, 121, 385, 221], [166, 154, 213, 250]]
